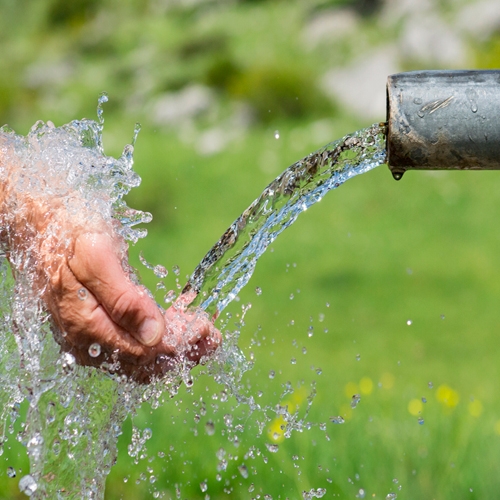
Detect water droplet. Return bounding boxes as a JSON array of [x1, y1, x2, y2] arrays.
[[19, 475, 37, 496], [255, 287, 262, 296], [357, 489, 365, 498], [132, 122, 141, 146], [266, 443, 279, 453], [418, 418, 424, 425], [200, 481, 208, 492], [330, 416, 345, 424], [428, 381, 434, 389], [422, 397, 427, 403], [52, 439, 61, 456], [153, 265, 168, 279], [88, 343, 101, 358], [223, 414, 233, 427], [238, 464, 249, 478], [274, 130, 280, 139], [440, 314, 445, 320], [356, 354, 361, 361], [406, 319, 412, 326], [269, 370, 275, 379], [6, 466, 16, 478], [351, 394, 361, 409], [77, 288, 88, 301], [164, 290, 177, 304], [61, 352, 76, 372], [172, 265, 180, 276], [413, 98, 423, 105], [46, 402, 56, 425], [291, 358, 297, 365], [386, 494, 397, 500], [289, 293, 294, 300], [205, 421, 215, 435], [303, 487, 327, 498]]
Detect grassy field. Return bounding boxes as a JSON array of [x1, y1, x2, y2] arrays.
[[2, 0, 500, 499], [104, 122, 500, 500]]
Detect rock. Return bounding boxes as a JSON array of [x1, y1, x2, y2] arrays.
[[150, 84, 215, 127], [399, 13, 468, 67], [302, 8, 360, 49], [24, 61, 75, 88], [456, 0, 500, 41], [380, 0, 435, 24]]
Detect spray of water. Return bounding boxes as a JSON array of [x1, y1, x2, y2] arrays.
[[0, 96, 387, 498], [0, 95, 183, 498]]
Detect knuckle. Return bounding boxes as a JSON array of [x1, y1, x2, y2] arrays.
[[108, 289, 137, 326]]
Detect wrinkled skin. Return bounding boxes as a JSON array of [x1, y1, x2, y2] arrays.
[[44, 231, 221, 384], [0, 150, 221, 384]]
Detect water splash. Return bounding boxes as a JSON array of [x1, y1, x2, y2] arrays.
[[0, 104, 181, 498], [0, 100, 387, 498], [183, 123, 387, 316]]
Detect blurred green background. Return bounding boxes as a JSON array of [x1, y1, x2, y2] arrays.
[[3, 0, 500, 498]]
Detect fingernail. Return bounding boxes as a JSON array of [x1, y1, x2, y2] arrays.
[[138, 318, 162, 346]]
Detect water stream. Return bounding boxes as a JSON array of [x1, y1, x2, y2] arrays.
[[0, 100, 386, 498], [184, 122, 387, 316]]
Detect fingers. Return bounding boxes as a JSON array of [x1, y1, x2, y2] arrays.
[[45, 231, 222, 384], [46, 262, 166, 362], [68, 232, 164, 347], [46, 259, 221, 383]]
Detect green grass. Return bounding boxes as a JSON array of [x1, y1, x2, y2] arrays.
[[103, 121, 500, 499]]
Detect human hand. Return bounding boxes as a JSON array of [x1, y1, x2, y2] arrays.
[[43, 230, 221, 384], [0, 140, 220, 383]]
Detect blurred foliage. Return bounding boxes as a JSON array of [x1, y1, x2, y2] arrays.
[[472, 33, 500, 69], [228, 65, 335, 122], [47, 0, 100, 27]]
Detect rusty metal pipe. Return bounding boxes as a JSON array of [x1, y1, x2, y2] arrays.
[[386, 70, 500, 180]]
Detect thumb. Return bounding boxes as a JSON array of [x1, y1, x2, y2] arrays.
[[68, 232, 164, 346]]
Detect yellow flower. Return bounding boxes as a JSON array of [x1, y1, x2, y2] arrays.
[[408, 398, 424, 416], [268, 416, 286, 443], [436, 384, 460, 408], [359, 377, 373, 395]]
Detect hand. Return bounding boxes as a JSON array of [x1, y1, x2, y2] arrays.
[[43, 230, 221, 384], [0, 141, 220, 383]]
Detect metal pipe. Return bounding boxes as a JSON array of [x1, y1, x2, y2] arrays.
[[386, 70, 500, 180]]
